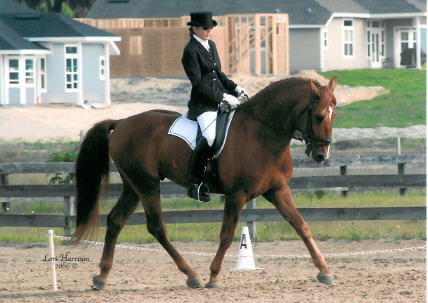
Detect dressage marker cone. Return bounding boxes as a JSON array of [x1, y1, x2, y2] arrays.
[[231, 226, 262, 271]]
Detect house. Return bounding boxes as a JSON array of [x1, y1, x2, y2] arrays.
[[86, 0, 426, 73], [0, 0, 120, 106]]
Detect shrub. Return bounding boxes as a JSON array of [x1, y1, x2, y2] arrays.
[[49, 151, 77, 162]]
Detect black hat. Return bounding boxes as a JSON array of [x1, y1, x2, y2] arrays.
[[187, 11, 217, 28]]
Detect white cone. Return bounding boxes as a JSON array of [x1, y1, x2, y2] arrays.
[[231, 226, 261, 271]]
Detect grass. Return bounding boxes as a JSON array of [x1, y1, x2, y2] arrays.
[[319, 69, 426, 128], [1, 189, 425, 243]]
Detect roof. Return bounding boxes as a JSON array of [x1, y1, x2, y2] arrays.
[[0, 0, 37, 15], [86, 0, 331, 25], [0, 13, 118, 39], [86, 0, 426, 26], [405, 0, 427, 12], [0, 0, 120, 53], [317, 0, 423, 14], [0, 20, 47, 51]]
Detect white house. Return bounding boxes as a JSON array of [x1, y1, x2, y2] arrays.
[[0, 0, 120, 106]]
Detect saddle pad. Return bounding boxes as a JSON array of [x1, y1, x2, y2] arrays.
[[168, 111, 235, 159]]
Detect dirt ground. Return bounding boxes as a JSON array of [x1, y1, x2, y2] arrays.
[[0, 239, 425, 302]]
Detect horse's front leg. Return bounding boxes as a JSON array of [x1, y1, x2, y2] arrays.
[[206, 193, 246, 288], [264, 185, 333, 285]]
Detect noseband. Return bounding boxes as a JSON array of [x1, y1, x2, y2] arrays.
[[294, 86, 333, 157]]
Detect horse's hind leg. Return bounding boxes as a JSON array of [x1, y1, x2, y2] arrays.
[[139, 184, 202, 288], [93, 181, 139, 290], [264, 186, 333, 285]]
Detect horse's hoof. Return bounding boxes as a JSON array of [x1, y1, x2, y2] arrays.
[[205, 282, 220, 289], [186, 277, 202, 289], [317, 272, 334, 285], [92, 275, 106, 291]]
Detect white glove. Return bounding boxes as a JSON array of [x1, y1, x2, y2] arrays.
[[235, 85, 249, 98], [222, 93, 240, 109]]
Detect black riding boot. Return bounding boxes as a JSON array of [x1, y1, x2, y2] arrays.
[[187, 137, 212, 202]]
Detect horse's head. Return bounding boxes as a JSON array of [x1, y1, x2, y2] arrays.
[[296, 76, 338, 163]]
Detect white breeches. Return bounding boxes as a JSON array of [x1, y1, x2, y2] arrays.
[[197, 111, 217, 147]]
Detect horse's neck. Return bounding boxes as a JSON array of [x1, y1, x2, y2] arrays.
[[237, 98, 299, 157], [240, 95, 298, 138]]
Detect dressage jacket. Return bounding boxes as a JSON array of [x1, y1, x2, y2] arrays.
[[182, 37, 238, 120]]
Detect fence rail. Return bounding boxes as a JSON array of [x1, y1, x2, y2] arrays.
[[0, 154, 425, 239], [0, 174, 425, 198], [0, 154, 424, 174], [0, 207, 425, 228]]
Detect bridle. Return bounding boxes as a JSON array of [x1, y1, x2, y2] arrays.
[[294, 84, 333, 157]]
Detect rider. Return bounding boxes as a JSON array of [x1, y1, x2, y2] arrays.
[[182, 11, 248, 202]]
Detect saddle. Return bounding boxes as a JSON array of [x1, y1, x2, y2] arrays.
[[168, 105, 235, 159]]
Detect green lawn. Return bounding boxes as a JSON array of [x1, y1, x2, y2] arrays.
[[320, 69, 426, 128]]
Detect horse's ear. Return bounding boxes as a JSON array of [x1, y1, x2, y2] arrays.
[[310, 79, 320, 97], [329, 76, 338, 91]]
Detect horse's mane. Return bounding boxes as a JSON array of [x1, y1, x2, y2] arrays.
[[239, 77, 321, 113]]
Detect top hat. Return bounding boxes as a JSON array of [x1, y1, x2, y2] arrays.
[[187, 11, 217, 28]]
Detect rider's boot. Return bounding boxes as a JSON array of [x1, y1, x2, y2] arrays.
[[187, 137, 212, 202]]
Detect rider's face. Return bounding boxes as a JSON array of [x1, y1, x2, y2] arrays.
[[193, 26, 212, 40]]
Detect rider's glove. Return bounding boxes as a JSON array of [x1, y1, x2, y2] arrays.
[[235, 85, 249, 98], [222, 93, 240, 109]]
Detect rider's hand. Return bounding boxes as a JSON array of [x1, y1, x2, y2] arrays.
[[222, 93, 240, 109], [235, 85, 249, 98]]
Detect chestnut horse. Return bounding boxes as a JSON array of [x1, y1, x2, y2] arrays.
[[74, 76, 338, 290]]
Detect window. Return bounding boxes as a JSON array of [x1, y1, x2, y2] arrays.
[[323, 29, 328, 49], [65, 45, 79, 91], [25, 58, 34, 86], [400, 30, 417, 51], [8, 59, 19, 85], [40, 57, 47, 92], [99, 56, 106, 80], [367, 31, 371, 57], [343, 20, 354, 57]]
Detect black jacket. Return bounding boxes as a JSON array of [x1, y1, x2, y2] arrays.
[[182, 37, 238, 120]]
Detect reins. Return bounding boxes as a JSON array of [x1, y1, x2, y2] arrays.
[[298, 83, 333, 157]]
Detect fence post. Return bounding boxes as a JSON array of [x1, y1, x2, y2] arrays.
[[246, 199, 257, 241], [63, 196, 75, 237], [398, 162, 407, 196], [397, 137, 401, 155], [1, 174, 10, 212], [340, 165, 349, 197]]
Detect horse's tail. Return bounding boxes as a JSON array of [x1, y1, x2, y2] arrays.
[[73, 119, 118, 241]]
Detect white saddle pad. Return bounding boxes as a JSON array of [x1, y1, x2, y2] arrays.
[[168, 112, 235, 159]]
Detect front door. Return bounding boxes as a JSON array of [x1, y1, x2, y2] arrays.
[[370, 29, 381, 68]]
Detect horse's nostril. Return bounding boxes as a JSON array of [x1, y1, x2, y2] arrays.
[[316, 153, 325, 162]]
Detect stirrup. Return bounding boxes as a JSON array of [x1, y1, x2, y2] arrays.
[[188, 184, 210, 203]]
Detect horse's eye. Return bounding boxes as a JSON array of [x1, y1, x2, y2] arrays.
[[315, 115, 324, 124]]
